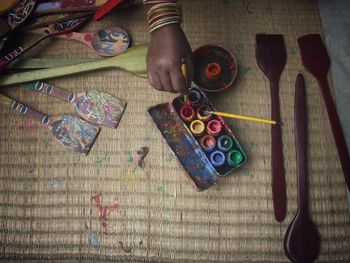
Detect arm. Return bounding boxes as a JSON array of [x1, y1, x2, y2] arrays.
[[143, 0, 193, 93]]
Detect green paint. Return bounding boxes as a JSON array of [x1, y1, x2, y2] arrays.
[[157, 186, 165, 193], [123, 151, 133, 163], [94, 152, 110, 164], [165, 155, 174, 163], [241, 66, 252, 74], [290, 47, 297, 55], [43, 138, 51, 149]]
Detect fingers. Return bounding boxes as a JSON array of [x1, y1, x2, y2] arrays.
[[158, 70, 177, 93], [170, 67, 187, 93], [147, 71, 163, 91]]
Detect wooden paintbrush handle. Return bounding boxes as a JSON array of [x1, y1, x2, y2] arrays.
[[0, 93, 50, 126], [319, 77, 350, 189], [270, 80, 286, 222], [24, 81, 76, 103], [295, 74, 309, 215]]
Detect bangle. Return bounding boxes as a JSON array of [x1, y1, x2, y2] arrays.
[[143, 0, 176, 5], [146, 2, 182, 33]]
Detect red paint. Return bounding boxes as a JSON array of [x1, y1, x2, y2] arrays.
[[205, 62, 221, 81], [180, 104, 195, 122], [92, 193, 120, 234], [93, 0, 124, 21], [200, 135, 216, 152], [84, 33, 93, 42], [207, 119, 222, 136]]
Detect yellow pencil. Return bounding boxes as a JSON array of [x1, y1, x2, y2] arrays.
[[181, 58, 189, 103], [205, 111, 285, 126]]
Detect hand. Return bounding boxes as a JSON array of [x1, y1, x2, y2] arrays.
[[147, 24, 193, 93]]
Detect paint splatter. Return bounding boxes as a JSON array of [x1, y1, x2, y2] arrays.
[[89, 233, 100, 251], [241, 66, 252, 74], [123, 151, 133, 163], [156, 186, 165, 193], [26, 120, 37, 133], [73, 155, 81, 167], [119, 241, 132, 253], [290, 47, 297, 55], [246, 0, 253, 14], [94, 152, 110, 164], [46, 179, 65, 188], [43, 138, 51, 149], [92, 193, 120, 234], [165, 154, 174, 163]]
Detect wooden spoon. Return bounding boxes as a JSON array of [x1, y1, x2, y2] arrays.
[[24, 81, 127, 128], [298, 34, 350, 190], [0, 93, 99, 154], [29, 26, 130, 57], [255, 34, 287, 222], [284, 74, 320, 263], [0, 16, 90, 69], [0, 43, 148, 87]]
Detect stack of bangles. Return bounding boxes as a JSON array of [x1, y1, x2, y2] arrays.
[[143, 0, 182, 33]]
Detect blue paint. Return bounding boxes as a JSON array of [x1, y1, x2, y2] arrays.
[[217, 135, 233, 152], [210, 151, 226, 167], [89, 233, 100, 251]]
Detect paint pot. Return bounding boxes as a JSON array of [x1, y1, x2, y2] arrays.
[[205, 62, 221, 82], [200, 135, 216, 152], [193, 45, 237, 92], [227, 150, 243, 166], [190, 119, 205, 137], [197, 105, 212, 122], [207, 119, 222, 137], [217, 135, 233, 152], [188, 89, 203, 107], [180, 104, 195, 122], [210, 150, 226, 167]]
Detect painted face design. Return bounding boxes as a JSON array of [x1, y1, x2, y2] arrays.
[[92, 28, 129, 56], [75, 90, 126, 128]]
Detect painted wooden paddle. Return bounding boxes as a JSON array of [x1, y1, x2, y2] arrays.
[[0, 0, 22, 15], [8, 58, 98, 69], [298, 34, 350, 191], [29, 26, 130, 57], [0, 93, 99, 154], [0, 16, 90, 69], [0, 0, 37, 50], [256, 34, 287, 222], [24, 81, 127, 128], [0, 43, 148, 87], [34, 0, 108, 14], [284, 74, 320, 263]]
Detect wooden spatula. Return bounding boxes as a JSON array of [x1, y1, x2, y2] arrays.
[[256, 34, 287, 222], [0, 93, 99, 154], [298, 34, 350, 190]]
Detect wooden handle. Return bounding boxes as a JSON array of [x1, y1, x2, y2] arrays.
[[295, 74, 309, 215], [270, 80, 286, 222], [0, 43, 148, 87], [0, 34, 49, 68], [319, 77, 350, 189], [0, 93, 50, 126], [24, 81, 76, 103]]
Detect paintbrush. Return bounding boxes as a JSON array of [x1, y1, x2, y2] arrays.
[[205, 111, 285, 126], [181, 57, 189, 103]]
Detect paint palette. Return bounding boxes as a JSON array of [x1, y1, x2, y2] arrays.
[[148, 87, 246, 191]]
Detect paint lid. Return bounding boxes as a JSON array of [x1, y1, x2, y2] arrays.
[[227, 150, 244, 166], [193, 45, 237, 92], [210, 150, 226, 167], [217, 135, 234, 152]]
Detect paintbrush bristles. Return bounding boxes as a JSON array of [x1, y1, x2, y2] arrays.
[[0, 94, 14, 107]]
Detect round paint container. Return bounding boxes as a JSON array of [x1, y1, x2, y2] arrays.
[[217, 135, 234, 152], [210, 150, 226, 167], [200, 135, 216, 152], [188, 89, 203, 107], [197, 105, 212, 122], [227, 150, 243, 166], [190, 120, 205, 137], [180, 104, 195, 122], [207, 119, 222, 136], [193, 45, 237, 92]]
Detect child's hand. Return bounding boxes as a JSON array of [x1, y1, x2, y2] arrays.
[[147, 24, 193, 93]]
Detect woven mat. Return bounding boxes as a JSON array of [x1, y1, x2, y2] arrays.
[[1, 0, 349, 262]]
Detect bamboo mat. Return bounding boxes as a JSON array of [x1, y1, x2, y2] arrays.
[[0, 0, 349, 262]]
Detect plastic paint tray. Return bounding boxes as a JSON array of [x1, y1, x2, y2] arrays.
[[147, 87, 247, 191]]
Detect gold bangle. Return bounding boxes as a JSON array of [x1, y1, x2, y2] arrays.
[[149, 20, 180, 33]]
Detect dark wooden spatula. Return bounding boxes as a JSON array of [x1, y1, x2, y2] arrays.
[[256, 34, 287, 222], [298, 34, 350, 190], [284, 74, 320, 263]]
